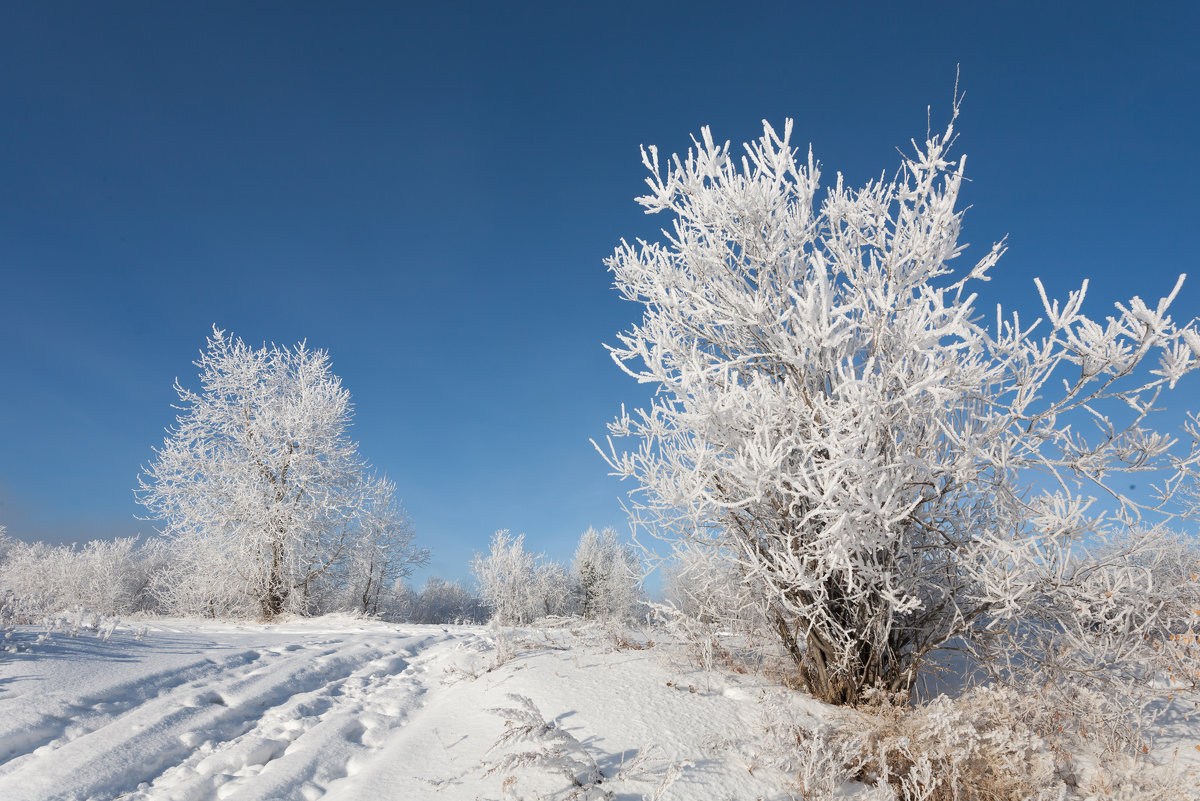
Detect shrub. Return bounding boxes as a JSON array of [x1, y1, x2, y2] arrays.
[[0, 533, 168, 617], [597, 97, 1200, 704]]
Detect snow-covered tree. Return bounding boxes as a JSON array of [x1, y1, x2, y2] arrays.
[[532, 558, 574, 619], [597, 100, 1200, 704], [137, 326, 421, 619], [407, 576, 487, 624], [471, 530, 571, 625], [571, 527, 643, 621], [338, 477, 428, 616]]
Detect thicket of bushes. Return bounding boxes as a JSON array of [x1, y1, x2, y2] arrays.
[[0, 524, 646, 628], [0, 529, 479, 623], [0, 533, 166, 619], [470, 528, 645, 625]]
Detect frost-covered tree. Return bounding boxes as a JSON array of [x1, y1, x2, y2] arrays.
[[571, 527, 644, 621], [338, 477, 428, 616], [137, 326, 421, 619], [471, 530, 537, 625], [532, 558, 574, 619], [407, 576, 487, 624], [597, 101, 1200, 704], [471, 530, 571, 625]]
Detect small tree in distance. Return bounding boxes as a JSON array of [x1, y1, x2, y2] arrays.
[[471, 530, 572, 625], [471, 528, 645, 626], [597, 99, 1200, 705], [137, 326, 421, 619], [406, 576, 487, 624], [572, 527, 644, 622]]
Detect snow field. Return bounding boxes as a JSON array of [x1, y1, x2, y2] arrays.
[[5, 619, 1195, 800], [0, 619, 826, 800]]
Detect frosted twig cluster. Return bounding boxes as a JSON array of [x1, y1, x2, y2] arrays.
[[485, 694, 684, 801]]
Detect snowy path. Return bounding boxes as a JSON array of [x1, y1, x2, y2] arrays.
[[0, 618, 823, 801], [0, 620, 505, 801]]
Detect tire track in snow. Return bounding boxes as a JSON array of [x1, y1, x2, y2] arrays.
[[0, 628, 485, 801], [128, 633, 456, 801], [0, 646, 265, 768], [0, 634, 427, 801]]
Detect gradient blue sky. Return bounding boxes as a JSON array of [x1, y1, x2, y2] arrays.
[[1, 2, 1197, 582]]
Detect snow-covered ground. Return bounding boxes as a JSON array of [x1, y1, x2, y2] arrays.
[[0, 617, 833, 800]]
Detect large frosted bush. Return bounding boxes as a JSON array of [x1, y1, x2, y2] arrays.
[[599, 99, 1200, 704]]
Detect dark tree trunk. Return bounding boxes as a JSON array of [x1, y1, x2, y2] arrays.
[[262, 538, 288, 619]]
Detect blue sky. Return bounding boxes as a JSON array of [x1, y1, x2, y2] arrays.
[[1, 2, 1197, 582]]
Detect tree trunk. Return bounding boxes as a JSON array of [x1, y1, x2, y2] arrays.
[[262, 538, 288, 619]]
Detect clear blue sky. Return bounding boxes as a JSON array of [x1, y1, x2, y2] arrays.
[[1, 2, 1197, 582]]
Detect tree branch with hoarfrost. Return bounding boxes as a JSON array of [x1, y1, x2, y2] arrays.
[[597, 99, 1200, 705]]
